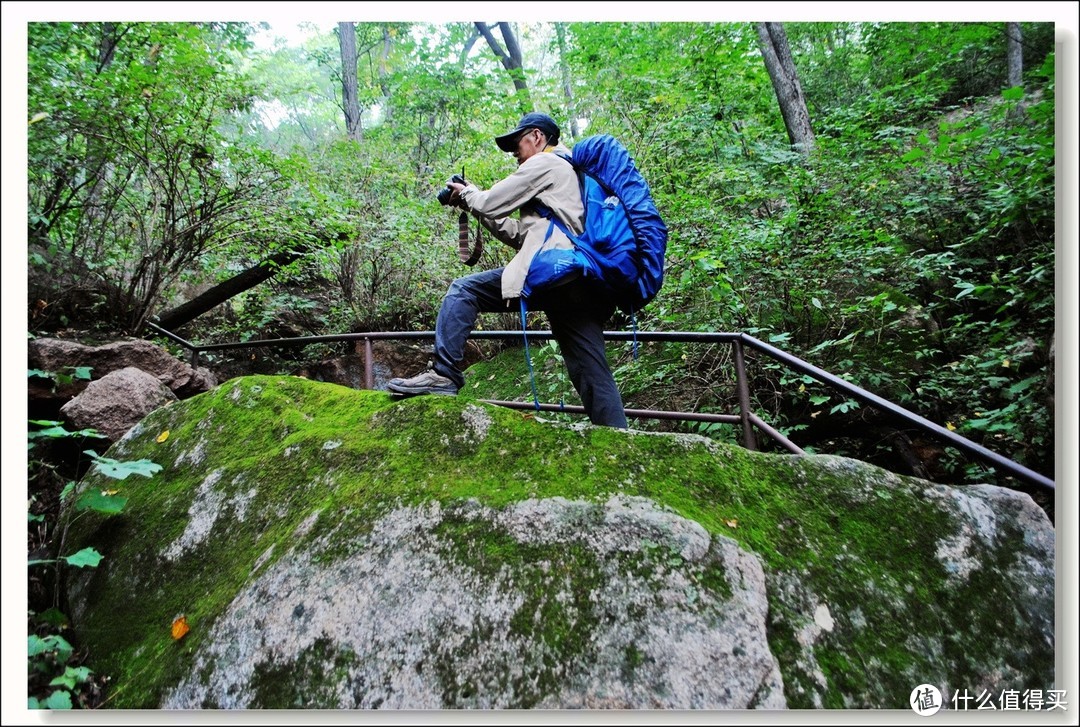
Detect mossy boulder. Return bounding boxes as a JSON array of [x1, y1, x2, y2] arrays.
[[64, 375, 1054, 709]]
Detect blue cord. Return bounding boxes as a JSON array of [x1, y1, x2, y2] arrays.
[[520, 298, 541, 412]]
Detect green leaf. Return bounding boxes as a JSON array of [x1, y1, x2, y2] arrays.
[[811, 297, 823, 309], [50, 665, 93, 689], [84, 451, 162, 480], [44, 690, 73, 710], [68, 366, 93, 380], [830, 399, 861, 415], [28, 634, 73, 662], [75, 489, 129, 515], [35, 608, 70, 629], [1002, 85, 1024, 101], [901, 148, 926, 162], [63, 547, 104, 568], [28, 369, 54, 380], [29, 423, 106, 440], [27, 634, 49, 657]]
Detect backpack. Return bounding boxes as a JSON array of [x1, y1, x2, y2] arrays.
[[522, 135, 667, 313]]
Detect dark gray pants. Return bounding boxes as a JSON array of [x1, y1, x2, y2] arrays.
[[433, 267, 628, 428]]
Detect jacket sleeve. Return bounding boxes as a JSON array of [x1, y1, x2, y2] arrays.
[[458, 155, 562, 248], [472, 211, 524, 249]]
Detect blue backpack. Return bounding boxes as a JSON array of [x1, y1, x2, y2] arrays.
[[522, 135, 667, 314]]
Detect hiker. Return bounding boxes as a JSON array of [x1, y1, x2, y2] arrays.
[[388, 112, 628, 429]]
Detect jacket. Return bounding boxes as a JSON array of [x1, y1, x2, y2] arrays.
[[458, 144, 584, 300]]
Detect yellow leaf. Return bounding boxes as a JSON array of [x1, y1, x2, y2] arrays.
[[1001, 359, 1011, 368], [798, 383, 806, 393], [156, 430, 170, 443], [29, 112, 49, 125], [101, 489, 119, 496], [946, 422, 957, 431], [171, 615, 190, 640], [725, 519, 738, 529]]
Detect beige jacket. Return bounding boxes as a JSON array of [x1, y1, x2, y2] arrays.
[[458, 144, 584, 300]]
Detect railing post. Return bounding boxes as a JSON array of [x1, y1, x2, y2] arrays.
[[733, 339, 757, 451], [363, 337, 374, 390]]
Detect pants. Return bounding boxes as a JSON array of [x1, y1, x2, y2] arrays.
[[433, 267, 628, 428]]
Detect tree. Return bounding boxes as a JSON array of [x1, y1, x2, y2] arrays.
[[475, 22, 531, 111], [554, 23, 580, 141], [755, 22, 815, 153], [1006, 22, 1023, 89], [27, 22, 279, 333], [378, 24, 394, 123], [338, 22, 362, 141]]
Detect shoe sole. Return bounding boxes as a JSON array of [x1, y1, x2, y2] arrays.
[[388, 385, 458, 396]]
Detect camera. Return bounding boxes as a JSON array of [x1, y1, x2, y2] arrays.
[[437, 173, 467, 206]]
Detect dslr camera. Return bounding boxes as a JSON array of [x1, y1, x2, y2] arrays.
[[437, 173, 467, 206]]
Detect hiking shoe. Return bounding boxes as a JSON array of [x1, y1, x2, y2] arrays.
[[388, 369, 458, 396]]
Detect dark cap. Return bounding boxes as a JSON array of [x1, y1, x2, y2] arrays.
[[495, 112, 560, 152]]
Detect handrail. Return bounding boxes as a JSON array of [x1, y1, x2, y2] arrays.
[[144, 322, 1053, 493]]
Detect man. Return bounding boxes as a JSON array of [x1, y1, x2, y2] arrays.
[[388, 112, 628, 429]]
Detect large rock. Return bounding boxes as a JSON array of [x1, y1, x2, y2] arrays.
[[60, 367, 178, 442], [64, 376, 1055, 710], [29, 337, 216, 402]]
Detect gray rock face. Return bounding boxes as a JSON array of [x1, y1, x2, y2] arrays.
[[60, 367, 178, 442], [163, 497, 784, 710], [64, 376, 1056, 711]]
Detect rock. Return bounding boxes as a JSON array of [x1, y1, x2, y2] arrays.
[[29, 337, 217, 401], [64, 376, 1056, 710], [60, 367, 178, 442]]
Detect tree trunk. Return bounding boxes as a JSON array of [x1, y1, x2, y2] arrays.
[[755, 22, 815, 154], [378, 25, 393, 123], [475, 21, 531, 112], [1006, 22, 1023, 88], [555, 23, 580, 141], [153, 247, 308, 331], [338, 22, 362, 142], [1005, 23, 1025, 121]]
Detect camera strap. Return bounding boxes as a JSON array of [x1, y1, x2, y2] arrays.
[[457, 211, 483, 266]]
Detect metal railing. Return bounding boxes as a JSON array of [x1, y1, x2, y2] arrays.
[[146, 322, 1055, 494]]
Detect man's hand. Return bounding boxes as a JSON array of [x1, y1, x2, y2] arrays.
[[447, 181, 467, 206]]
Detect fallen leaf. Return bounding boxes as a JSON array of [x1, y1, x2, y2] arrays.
[[101, 489, 119, 496], [171, 615, 190, 640], [156, 430, 170, 443], [725, 519, 738, 529], [946, 422, 957, 431]]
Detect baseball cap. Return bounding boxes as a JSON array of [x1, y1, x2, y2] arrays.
[[494, 112, 561, 152]]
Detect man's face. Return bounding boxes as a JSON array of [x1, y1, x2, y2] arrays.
[[513, 128, 546, 165]]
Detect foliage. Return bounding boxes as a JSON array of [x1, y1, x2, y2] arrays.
[[27, 407, 161, 710], [25, 17, 1061, 711], [27, 22, 284, 333]]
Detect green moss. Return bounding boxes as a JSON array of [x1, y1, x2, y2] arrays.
[[65, 375, 1052, 709]]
